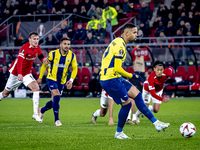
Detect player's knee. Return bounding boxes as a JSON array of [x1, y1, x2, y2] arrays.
[[32, 85, 40, 92], [153, 109, 159, 113], [100, 113, 106, 117]]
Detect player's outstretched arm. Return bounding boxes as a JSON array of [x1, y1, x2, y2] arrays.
[[150, 89, 170, 103]]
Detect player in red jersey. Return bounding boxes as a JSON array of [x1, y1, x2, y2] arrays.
[[134, 61, 173, 123], [0, 32, 48, 122]]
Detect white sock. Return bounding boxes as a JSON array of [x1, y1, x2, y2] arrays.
[[33, 91, 39, 115], [135, 109, 141, 116], [93, 109, 101, 117], [149, 105, 153, 112], [127, 109, 131, 120], [153, 120, 159, 125], [0, 92, 3, 100], [132, 114, 136, 121]]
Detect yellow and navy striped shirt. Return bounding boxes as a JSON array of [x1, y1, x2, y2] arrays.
[[40, 49, 78, 84], [100, 37, 128, 80]]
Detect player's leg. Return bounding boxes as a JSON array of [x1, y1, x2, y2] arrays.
[[0, 74, 22, 100], [151, 90, 163, 113], [128, 86, 169, 131], [108, 97, 114, 125], [126, 99, 135, 125], [134, 88, 151, 123], [91, 90, 109, 123]]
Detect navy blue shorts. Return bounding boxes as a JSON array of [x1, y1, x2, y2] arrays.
[[100, 77, 132, 105], [46, 79, 65, 95]]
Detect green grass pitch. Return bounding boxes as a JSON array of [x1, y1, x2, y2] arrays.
[[0, 98, 199, 150]]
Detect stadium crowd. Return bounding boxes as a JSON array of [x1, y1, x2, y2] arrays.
[[1, 0, 200, 44]]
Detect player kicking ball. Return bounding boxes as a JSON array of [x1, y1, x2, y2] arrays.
[[134, 61, 174, 123], [37, 37, 78, 126], [91, 89, 115, 125], [100, 24, 170, 139], [0, 32, 48, 122]]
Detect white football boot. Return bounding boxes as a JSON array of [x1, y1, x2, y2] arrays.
[[32, 114, 42, 123], [55, 120, 62, 126], [91, 113, 97, 123], [155, 120, 170, 132], [115, 131, 132, 139]]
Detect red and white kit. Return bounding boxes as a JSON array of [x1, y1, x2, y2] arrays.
[[6, 42, 44, 91], [100, 89, 113, 109], [143, 67, 174, 104]]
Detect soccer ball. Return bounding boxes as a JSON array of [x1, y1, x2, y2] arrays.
[[180, 122, 196, 138]]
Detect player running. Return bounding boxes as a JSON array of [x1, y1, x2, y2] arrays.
[[0, 32, 48, 122], [100, 23, 170, 139], [134, 61, 174, 123], [37, 37, 78, 126], [91, 89, 115, 125]]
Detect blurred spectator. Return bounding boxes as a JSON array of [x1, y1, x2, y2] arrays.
[[177, 20, 185, 31], [13, 0, 20, 15], [157, 32, 167, 43], [138, 2, 152, 25], [37, 0, 47, 14], [67, 26, 74, 39], [87, 4, 98, 19], [185, 31, 193, 42], [79, 6, 88, 23], [139, 22, 150, 37], [169, 4, 179, 19], [102, 0, 109, 9], [102, 4, 118, 38], [52, 0, 62, 13], [164, 21, 176, 37], [71, 7, 80, 23], [135, 29, 148, 43], [115, 5, 126, 20], [183, 22, 197, 36], [112, 0, 122, 8], [122, 0, 131, 13], [93, 0, 103, 8], [73, 0, 81, 12], [157, 2, 169, 19], [62, 33, 68, 38], [37, 9, 48, 22], [86, 25, 95, 35], [84, 32, 95, 44], [174, 29, 183, 43], [187, 11, 196, 26], [145, 66, 153, 79], [59, 0, 71, 13], [131, 47, 151, 91], [86, 15, 99, 30], [155, 21, 165, 37], [72, 23, 86, 43], [180, 2, 186, 12], [21, 0, 31, 15], [166, 13, 176, 26], [83, 0, 91, 12], [3, 1, 14, 19], [96, 7, 102, 19], [45, 33, 58, 45], [86, 66, 101, 98], [153, 15, 162, 27], [0, 65, 10, 92], [94, 24, 106, 44], [29, 0, 37, 14], [56, 23, 68, 41], [176, 12, 188, 27]]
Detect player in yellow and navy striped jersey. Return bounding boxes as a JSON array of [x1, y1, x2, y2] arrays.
[[99, 24, 170, 139], [37, 37, 77, 126]]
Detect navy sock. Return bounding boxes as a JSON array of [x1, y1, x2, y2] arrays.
[[41, 100, 52, 114], [52, 95, 61, 122], [134, 93, 157, 123], [117, 102, 132, 132]]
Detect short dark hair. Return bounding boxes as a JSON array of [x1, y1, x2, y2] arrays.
[[147, 66, 153, 70], [60, 37, 71, 43], [153, 61, 165, 69], [29, 32, 39, 38], [121, 23, 136, 34], [136, 48, 141, 52]]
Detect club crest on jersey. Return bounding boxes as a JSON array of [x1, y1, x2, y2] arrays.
[[67, 59, 70, 62], [119, 49, 124, 55], [136, 75, 139, 78]]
